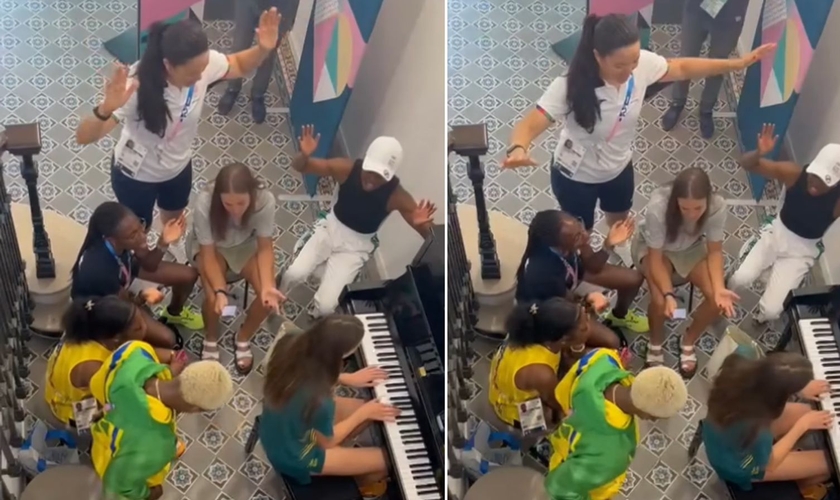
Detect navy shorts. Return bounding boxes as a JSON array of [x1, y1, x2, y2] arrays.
[[550, 161, 635, 230], [111, 160, 193, 229]]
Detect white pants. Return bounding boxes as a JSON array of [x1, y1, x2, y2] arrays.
[[729, 217, 820, 322], [279, 213, 375, 318]]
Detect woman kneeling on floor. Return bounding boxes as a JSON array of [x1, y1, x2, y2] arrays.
[[71, 201, 204, 348], [515, 209, 649, 350], [632, 167, 739, 377], [545, 350, 687, 500], [488, 297, 593, 428], [260, 315, 399, 499], [191, 162, 285, 373], [700, 352, 834, 499], [89, 341, 233, 500]]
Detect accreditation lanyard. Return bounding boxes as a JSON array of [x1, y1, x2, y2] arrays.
[[104, 240, 131, 289], [165, 85, 195, 143], [605, 75, 635, 142], [551, 249, 580, 291]]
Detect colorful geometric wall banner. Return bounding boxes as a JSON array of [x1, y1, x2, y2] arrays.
[[736, 0, 834, 199], [290, 0, 384, 195]]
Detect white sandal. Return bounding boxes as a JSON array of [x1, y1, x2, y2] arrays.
[[235, 341, 254, 375], [646, 343, 665, 368], [201, 340, 220, 361], [680, 344, 698, 378]]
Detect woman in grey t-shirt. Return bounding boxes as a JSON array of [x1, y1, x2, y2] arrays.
[[632, 168, 739, 378], [191, 162, 284, 374]]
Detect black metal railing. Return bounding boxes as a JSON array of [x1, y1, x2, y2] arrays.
[[0, 125, 37, 498], [446, 146, 480, 497], [450, 124, 500, 280]]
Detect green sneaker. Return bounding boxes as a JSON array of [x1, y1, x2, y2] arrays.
[[160, 307, 205, 330], [606, 310, 649, 333]]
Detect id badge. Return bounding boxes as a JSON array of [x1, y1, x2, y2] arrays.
[[700, 0, 728, 18], [72, 397, 99, 432], [114, 135, 148, 177], [517, 398, 547, 435], [554, 134, 586, 177]]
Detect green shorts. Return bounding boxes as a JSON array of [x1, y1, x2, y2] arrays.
[[269, 447, 326, 485]]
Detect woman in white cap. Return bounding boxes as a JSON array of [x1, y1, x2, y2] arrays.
[[729, 124, 840, 323], [280, 125, 438, 318]]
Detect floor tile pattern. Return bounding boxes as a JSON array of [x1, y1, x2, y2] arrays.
[[1, 1, 338, 498], [448, 1, 788, 499]]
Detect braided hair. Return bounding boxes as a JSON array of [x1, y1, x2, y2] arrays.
[[516, 210, 566, 282], [62, 295, 137, 344], [72, 202, 134, 278], [506, 297, 582, 348]]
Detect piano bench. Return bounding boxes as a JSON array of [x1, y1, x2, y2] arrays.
[[281, 474, 363, 500], [725, 480, 804, 500]]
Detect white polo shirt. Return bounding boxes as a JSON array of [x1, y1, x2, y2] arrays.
[[536, 50, 669, 184], [113, 50, 230, 183]]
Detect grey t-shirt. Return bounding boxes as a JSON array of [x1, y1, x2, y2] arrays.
[[642, 186, 726, 252], [193, 189, 276, 248]]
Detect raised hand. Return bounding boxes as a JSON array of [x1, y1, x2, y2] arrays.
[[101, 63, 138, 115], [740, 43, 776, 68], [160, 214, 186, 246], [411, 200, 437, 227], [756, 123, 778, 156], [298, 125, 320, 157], [606, 218, 635, 248], [256, 7, 281, 51]]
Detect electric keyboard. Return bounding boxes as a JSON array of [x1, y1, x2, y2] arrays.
[[778, 286, 840, 486], [339, 226, 445, 500]]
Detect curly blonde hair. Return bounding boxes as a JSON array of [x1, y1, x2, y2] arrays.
[[630, 366, 687, 419], [178, 361, 233, 410]]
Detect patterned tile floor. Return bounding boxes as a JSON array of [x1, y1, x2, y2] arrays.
[[448, 1, 789, 499], [0, 1, 344, 498]]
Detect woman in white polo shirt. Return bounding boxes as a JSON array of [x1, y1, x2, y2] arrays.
[[504, 14, 773, 234], [74, 11, 281, 237]]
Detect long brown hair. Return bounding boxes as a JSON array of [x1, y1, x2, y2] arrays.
[[209, 162, 261, 241], [263, 315, 365, 423], [707, 352, 812, 448], [665, 167, 713, 243]]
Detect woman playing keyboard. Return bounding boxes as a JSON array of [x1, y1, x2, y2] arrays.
[[259, 315, 399, 499]]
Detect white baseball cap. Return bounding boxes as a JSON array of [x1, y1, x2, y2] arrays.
[[362, 136, 403, 181], [806, 143, 840, 188]]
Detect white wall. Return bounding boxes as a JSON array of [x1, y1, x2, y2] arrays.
[[290, 0, 313, 59], [738, 0, 763, 56], [738, 0, 840, 284], [289, 1, 446, 279]]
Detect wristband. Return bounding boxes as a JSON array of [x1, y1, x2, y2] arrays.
[[663, 292, 677, 300], [93, 105, 112, 121], [215, 289, 229, 297], [505, 144, 526, 157]]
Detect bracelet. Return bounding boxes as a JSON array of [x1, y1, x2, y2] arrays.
[[93, 105, 112, 121], [663, 291, 677, 300], [215, 289, 229, 297]]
